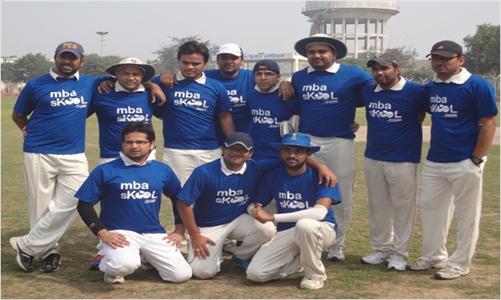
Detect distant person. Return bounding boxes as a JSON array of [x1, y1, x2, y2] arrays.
[[408, 40, 497, 280]]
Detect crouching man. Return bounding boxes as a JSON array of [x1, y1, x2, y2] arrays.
[[75, 122, 191, 284], [246, 132, 341, 290]]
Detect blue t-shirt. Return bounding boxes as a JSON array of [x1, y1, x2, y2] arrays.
[[206, 69, 254, 133], [89, 89, 156, 158], [152, 75, 232, 149], [362, 80, 427, 163], [425, 74, 498, 162], [257, 166, 341, 232], [75, 159, 181, 234], [247, 89, 297, 160], [13, 73, 99, 154], [177, 159, 280, 227], [292, 65, 372, 138]]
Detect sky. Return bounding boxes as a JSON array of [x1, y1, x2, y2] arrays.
[[1, 0, 500, 62]]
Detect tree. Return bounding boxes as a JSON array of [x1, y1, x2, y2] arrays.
[[80, 54, 122, 76], [464, 23, 500, 75], [1, 53, 52, 83]]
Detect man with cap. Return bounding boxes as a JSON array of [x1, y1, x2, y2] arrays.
[[359, 57, 427, 271], [246, 132, 341, 290], [291, 33, 372, 261], [10, 41, 101, 273], [408, 40, 497, 280]]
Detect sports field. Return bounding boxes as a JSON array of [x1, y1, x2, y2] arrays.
[[1, 96, 499, 299]]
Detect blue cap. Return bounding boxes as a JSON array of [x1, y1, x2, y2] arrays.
[[224, 132, 253, 150], [54, 41, 84, 58], [273, 132, 320, 153], [253, 59, 280, 75]]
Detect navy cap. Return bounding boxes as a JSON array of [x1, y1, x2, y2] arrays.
[[426, 40, 463, 58], [54, 41, 84, 58], [224, 132, 253, 150], [272, 132, 320, 153], [253, 59, 280, 75], [367, 57, 399, 68]]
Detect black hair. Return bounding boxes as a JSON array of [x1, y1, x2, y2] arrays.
[[177, 41, 210, 63], [121, 121, 155, 142]]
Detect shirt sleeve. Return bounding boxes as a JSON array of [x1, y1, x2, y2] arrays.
[[176, 167, 206, 206], [473, 78, 498, 118], [255, 173, 273, 206], [13, 81, 35, 116], [216, 82, 232, 113], [162, 166, 182, 199], [74, 167, 106, 204], [316, 183, 342, 205]]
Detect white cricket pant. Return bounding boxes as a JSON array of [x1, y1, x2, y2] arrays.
[[163, 148, 221, 186], [187, 214, 276, 279], [308, 136, 355, 248], [247, 219, 336, 282], [418, 158, 485, 269], [364, 158, 418, 257], [99, 230, 192, 282], [19, 152, 88, 258]]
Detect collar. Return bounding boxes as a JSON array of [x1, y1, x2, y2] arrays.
[[374, 77, 406, 92], [114, 81, 146, 93], [432, 68, 471, 84], [307, 62, 340, 74], [119, 148, 156, 166], [220, 157, 247, 176], [254, 82, 280, 94], [176, 70, 207, 85], [49, 68, 80, 81]]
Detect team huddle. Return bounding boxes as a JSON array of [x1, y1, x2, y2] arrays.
[[9, 33, 497, 290]]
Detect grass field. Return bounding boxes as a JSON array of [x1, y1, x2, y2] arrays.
[[1, 95, 499, 299]]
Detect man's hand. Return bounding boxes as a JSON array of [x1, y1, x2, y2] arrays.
[[143, 82, 166, 104], [163, 230, 184, 248], [317, 164, 337, 187], [351, 122, 360, 133], [278, 81, 295, 100], [97, 80, 114, 94], [160, 70, 176, 88], [190, 233, 215, 259], [98, 230, 129, 249], [251, 204, 274, 223]]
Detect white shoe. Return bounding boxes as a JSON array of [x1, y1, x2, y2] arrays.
[[327, 246, 345, 261], [387, 253, 406, 271], [434, 265, 470, 280], [104, 273, 125, 284], [299, 276, 324, 290], [408, 258, 447, 271], [140, 255, 153, 271], [361, 251, 391, 265]]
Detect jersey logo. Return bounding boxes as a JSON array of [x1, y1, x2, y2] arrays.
[[215, 188, 249, 205], [49, 89, 88, 108], [173, 90, 209, 111], [120, 181, 158, 203], [368, 101, 402, 122], [278, 191, 308, 209], [115, 106, 150, 122], [301, 84, 339, 103], [251, 108, 280, 127], [228, 89, 246, 107], [430, 94, 458, 118]]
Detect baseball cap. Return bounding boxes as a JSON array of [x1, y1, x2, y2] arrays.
[[224, 132, 253, 150], [367, 57, 399, 68], [106, 57, 156, 82], [253, 59, 280, 75], [272, 132, 320, 153], [217, 43, 244, 57], [54, 41, 84, 58], [426, 40, 463, 58]]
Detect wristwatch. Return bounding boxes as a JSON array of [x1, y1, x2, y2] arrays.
[[470, 155, 484, 166]]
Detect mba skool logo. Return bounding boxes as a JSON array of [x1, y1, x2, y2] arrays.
[[368, 101, 402, 122], [430, 94, 458, 118], [302, 84, 338, 103], [173, 90, 209, 111], [251, 108, 280, 127], [228, 89, 246, 107], [278, 191, 308, 209], [215, 188, 249, 205], [50, 89, 88, 108], [115, 106, 150, 123], [120, 181, 158, 204]]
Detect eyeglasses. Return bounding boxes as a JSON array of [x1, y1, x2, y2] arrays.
[[123, 140, 150, 145]]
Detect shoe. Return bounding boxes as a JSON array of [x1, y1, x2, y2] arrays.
[[434, 265, 470, 280], [232, 255, 251, 270], [89, 254, 104, 270], [327, 246, 345, 261], [361, 251, 390, 265], [9, 237, 34, 272], [140, 255, 154, 270], [387, 253, 406, 271], [407, 258, 447, 271], [299, 276, 324, 290], [40, 253, 62, 272], [103, 273, 125, 284]]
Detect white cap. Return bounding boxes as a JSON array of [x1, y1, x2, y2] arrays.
[[217, 43, 243, 57]]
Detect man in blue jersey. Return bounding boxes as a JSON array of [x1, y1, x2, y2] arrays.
[[152, 41, 235, 185], [246, 132, 341, 290], [75, 122, 191, 284], [10, 41, 100, 273], [292, 33, 372, 261], [408, 41, 498, 280], [359, 57, 427, 271]]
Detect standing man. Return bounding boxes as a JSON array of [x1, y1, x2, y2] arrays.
[[10, 41, 100, 273], [409, 41, 497, 279], [360, 57, 427, 271], [246, 132, 341, 290], [75, 122, 192, 284], [292, 33, 372, 260]]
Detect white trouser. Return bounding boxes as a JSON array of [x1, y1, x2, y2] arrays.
[[188, 214, 276, 279], [99, 230, 192, 282], [247, 219, 336, 282], [163, 148, 221, 186], [308, 136, 355, 248], [19, 152, 88, 258], [418, 158, 485, 269], [364, 158, 418, 257]]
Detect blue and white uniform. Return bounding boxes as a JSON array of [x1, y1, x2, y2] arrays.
[[75, 155, 191, 282], [417, 68, 498, 271]]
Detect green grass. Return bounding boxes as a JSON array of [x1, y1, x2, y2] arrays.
[[1, 96, 499, 298]]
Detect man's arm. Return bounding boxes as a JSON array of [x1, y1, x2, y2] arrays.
[[472, 115, 497, 159], [11, 112, 28, 137], [278, 80, 295, 100], [307, 158, 337, 187], [218, 112, 235, 137], [252, 198, 331, 224]]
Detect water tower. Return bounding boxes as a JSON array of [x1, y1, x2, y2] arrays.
[[302, 1, 399, 58]]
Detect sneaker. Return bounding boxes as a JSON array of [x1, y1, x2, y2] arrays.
[[299, 276, 324, 290], [103, 273, 125, 284], [327, 246, 345, 261], [361, 251, 391, 265], [9, 237, 34, 272], [407, 258, 447, 271], [387, 253, 406, 271], [434, 265, 470, 280], [89, 254, 103, 270], [140, 255, 154, 271], [232, 255, 251, 270], [40, 253, 62, 272]]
